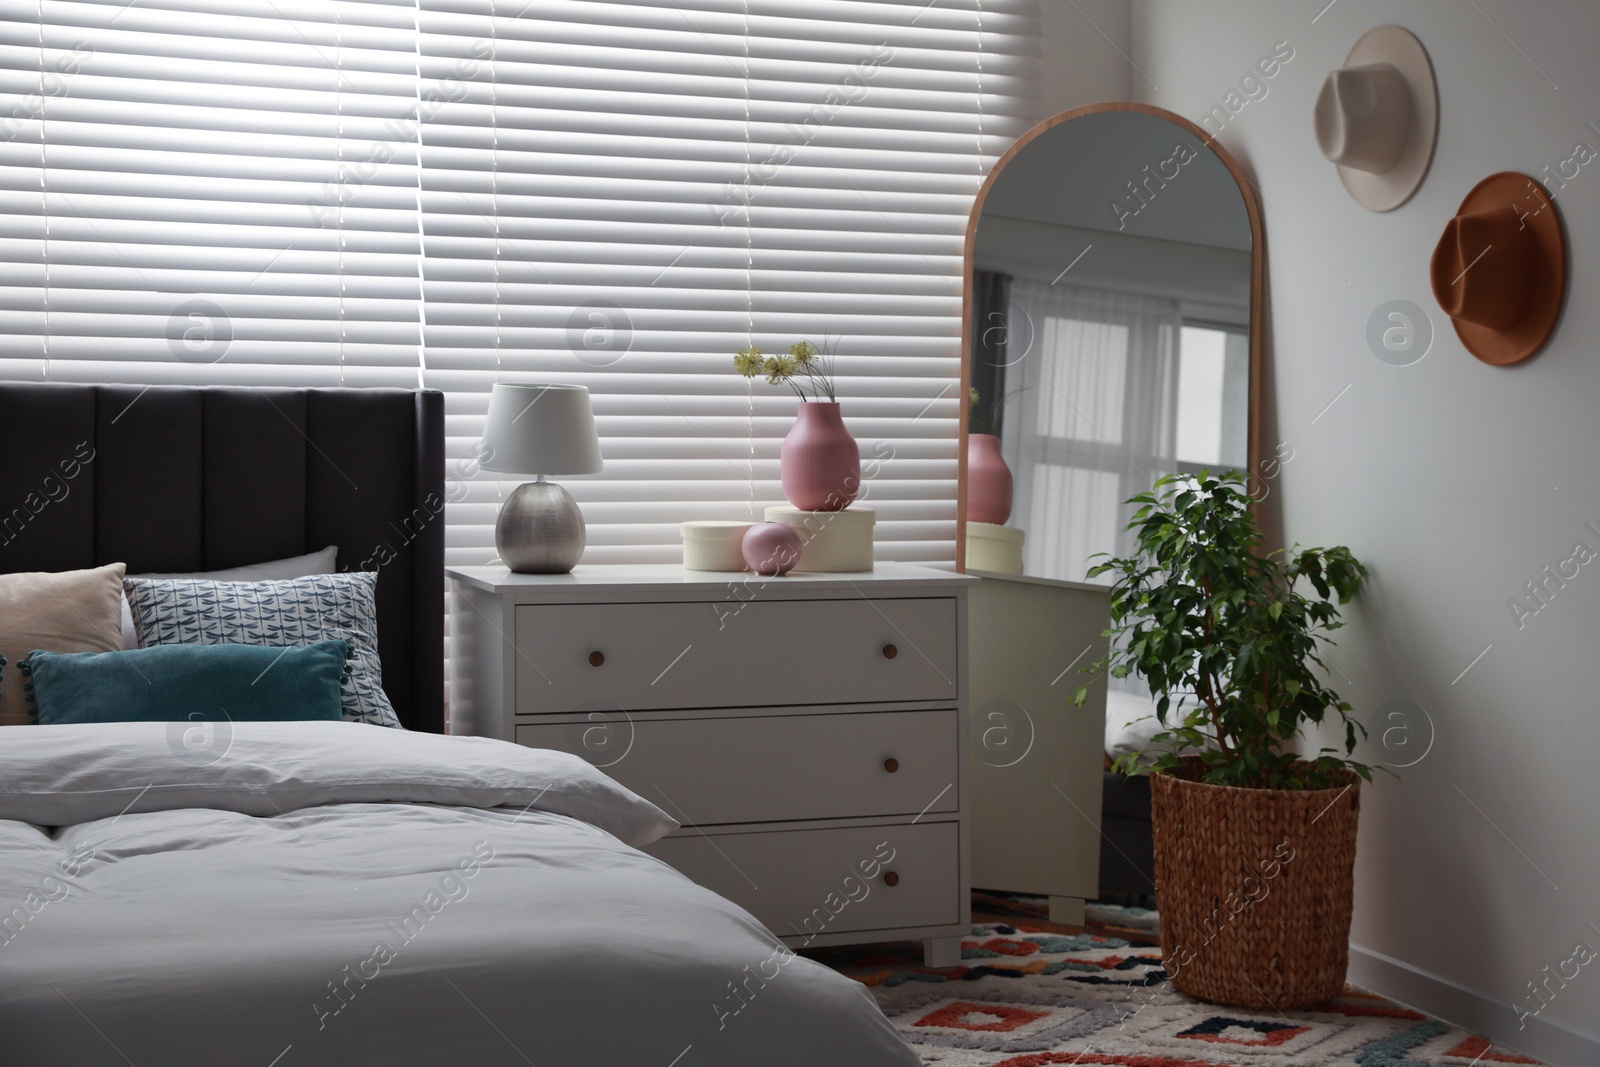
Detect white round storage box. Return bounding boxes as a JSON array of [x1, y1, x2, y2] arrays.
[[680, 520, 755, 571], [763, 505, 875, 573], [965, 521, 1024, 574]]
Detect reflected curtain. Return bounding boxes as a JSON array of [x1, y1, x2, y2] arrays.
[[1000, 280, 1182, 585], [969, 270, 1011, 437]]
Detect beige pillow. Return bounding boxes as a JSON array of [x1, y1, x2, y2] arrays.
[[0, 563, 125, 725]]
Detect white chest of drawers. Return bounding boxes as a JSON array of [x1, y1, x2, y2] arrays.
[[447, 562, 974, 966]]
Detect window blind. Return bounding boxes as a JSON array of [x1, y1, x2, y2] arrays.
[[0, 0, 424, 386], [421, 0, 1040, 565], [0, 0, 1040, 567]]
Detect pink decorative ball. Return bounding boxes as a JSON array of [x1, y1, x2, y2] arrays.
[[742, 522, 803, 576]]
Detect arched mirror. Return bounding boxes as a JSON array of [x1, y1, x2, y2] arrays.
[[959, 103, 1264, 580]]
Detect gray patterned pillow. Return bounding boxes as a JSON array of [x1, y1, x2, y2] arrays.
[[124, 573, 399, 728]]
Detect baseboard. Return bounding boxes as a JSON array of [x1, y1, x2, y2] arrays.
[[1348, 943, 1600, 1067]]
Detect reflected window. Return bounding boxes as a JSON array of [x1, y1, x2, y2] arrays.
[[999, 280, 1181, 585], [1035, 318, 1129, 442], [1175, 322, 1249, 472], [994, 287, 1249, 585]]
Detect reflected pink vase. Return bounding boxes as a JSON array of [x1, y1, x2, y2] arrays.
[[781, 401, 860, 512], [967, 433, 1013, 524]]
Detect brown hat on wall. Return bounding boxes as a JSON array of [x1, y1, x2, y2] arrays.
[[1429, 172, 1566, 366]]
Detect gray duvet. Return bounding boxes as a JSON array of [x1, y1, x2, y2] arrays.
[[0, 721, 918, 1066]]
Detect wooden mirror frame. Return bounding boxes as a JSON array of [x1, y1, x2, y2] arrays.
[[955, 102, 1267, 572]]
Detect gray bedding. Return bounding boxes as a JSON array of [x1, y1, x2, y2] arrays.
[[0, 722, 918, 1066]]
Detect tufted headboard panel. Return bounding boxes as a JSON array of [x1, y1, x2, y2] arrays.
[[0, 384, 445, 733]]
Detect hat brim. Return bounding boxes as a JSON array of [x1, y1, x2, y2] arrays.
[[1441, 172, 1566, 366], [1333, 26, 1438, 212]]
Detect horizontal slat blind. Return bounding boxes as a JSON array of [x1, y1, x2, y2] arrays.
[[0, 0, 1040, 568], [0, 0, 422, 386], [423, 0, 1040, 565]]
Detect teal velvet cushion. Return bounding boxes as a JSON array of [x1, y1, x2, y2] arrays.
[[22, 640, 350, 726]]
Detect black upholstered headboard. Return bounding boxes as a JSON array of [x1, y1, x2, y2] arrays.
[[0, 384, 446, 733]]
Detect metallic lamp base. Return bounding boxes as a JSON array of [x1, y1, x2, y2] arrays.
[[495, 481, 586, 574]]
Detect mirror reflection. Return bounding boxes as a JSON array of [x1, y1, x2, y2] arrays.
[[965, 108, 1255, 583]]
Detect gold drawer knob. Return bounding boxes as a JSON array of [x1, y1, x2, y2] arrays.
[[881, 643, 897, 659], [883, 871, 900, 887], [588, 651, 605, 667], [883, 757, 899, 773]]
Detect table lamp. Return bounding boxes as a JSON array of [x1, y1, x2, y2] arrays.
[[480, 383, 603, 573]]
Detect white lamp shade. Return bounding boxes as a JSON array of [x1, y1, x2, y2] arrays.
[[480, 383, 604, 476]]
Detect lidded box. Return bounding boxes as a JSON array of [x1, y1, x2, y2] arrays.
[[965, 521, 1024, 574], [680, 521, 754, 571], [763, 505, 874, 573]]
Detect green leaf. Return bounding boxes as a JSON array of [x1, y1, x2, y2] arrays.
[[1082, 468, 1372, 791]]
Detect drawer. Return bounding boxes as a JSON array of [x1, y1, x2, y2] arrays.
[[646, 821, 960, 938], [513, 597, 957, 713], [515, 709, 958, 826]]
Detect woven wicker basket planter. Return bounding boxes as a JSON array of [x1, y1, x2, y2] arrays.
[[1151, 757, 1360, 1010]]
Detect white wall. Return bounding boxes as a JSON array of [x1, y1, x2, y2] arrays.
[[1037, 0, 1131, 114], [1122, 2, 1600, 1062]]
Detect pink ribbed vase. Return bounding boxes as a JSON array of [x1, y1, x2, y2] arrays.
[[780, 401, 860, 512], [966, 433, 1013, 525]]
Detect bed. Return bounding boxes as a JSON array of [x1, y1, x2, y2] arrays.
[[0, 383, 445, 732], [0, 384, 918, 1066]]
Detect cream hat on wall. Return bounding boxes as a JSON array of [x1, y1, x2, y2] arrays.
[[1314, 25, 1438, 212]]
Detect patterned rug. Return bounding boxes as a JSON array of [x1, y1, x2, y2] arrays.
[[807, 923, 1545, 1066], [1083, 902, 1160, 939]]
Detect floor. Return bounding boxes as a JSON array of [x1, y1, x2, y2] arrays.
[[801, 893, 1550, 1067], [971, 890, 1160, 944]]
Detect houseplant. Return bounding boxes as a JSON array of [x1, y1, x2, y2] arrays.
[[1075, 470, 1371, 1009], [735, 340, 859, 511]]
